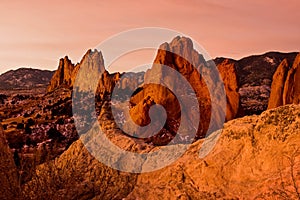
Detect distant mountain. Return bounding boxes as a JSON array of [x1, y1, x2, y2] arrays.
[[0, 68, 54, 90]]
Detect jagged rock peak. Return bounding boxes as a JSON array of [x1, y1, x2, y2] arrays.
[[59, 55, 72, 65], [292, 52, 300, 69], [47, 49, 106, 92], [158, 42, 170, 51], [79, 49, 105, 73], [154, 36, 205, 66], [47, 55, 75, 92], [169, 36, 193, 50]]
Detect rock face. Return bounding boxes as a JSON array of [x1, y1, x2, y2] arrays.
[[0, 125, 19, 199], [268, 53, 300, 109], [268, 59, 290, 109], [47, 56, 75, 92], [72, 49, 106, 92], [23, 104, 300, 199], [127, 104, 300, 200], [283, 53, 300, 104], [216, 58, 241, 120], [96, 71, 121, 99], [130, 36, 240, 139], [47, 49, 105, 93], [112, 72, 144, 101]]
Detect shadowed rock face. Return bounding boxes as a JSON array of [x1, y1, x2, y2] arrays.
[[0, 125, 19, 199], [268, 53, 300, 109]]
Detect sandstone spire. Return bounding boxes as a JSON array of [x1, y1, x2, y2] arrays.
[[47, 56, 74, 92], [47, 49, 106, 92], [131, 36, 240, 139], [268, 53, 300, 109], [283, 53, 300, 105], [268, 59, 290, 109]]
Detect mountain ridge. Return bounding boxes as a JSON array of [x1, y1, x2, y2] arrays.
[[0, 68, 54, 90]]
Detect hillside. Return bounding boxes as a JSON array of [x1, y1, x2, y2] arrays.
[[0, 68, 54, 90], [22, 104, 300, 199]]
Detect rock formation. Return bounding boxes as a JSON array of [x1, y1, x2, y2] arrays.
[[268, 59, 290, 109], [268, 53, 300, 109], [129, 36, 240, 139], [47, 49, 146, 97], [23, 104, 300, 199], [225, 51, 298, 115], [47, 56, 75, 92], [0, 125, 19, 199], [127, 104, 300, 200], [47, 49, 105, 93], [283, 53, 300, 105], [72, 49, 106, 92], [216, 58, 241, 120], [96, 71, 121, 100]]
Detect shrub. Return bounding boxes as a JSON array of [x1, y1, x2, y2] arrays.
[[16, 123, 24, 129], [27, 118, 35, 126]]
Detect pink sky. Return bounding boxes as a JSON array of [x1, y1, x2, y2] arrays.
[[0, 0, 299, 74]]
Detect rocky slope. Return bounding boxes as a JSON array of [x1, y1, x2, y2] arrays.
[[268, 53, 300, 109], [0, 68, 54, 90], [22, 104, 300, 199], [0, 125, 19, 200]]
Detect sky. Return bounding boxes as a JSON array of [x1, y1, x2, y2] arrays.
[[0, 0, 299, 74]]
